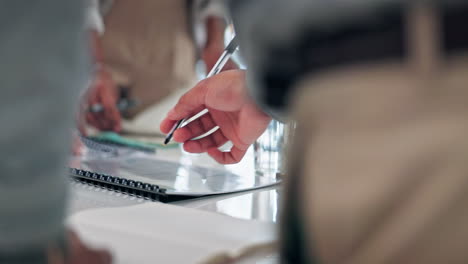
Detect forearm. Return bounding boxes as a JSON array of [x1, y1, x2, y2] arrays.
[[0, 0, 88, 260]]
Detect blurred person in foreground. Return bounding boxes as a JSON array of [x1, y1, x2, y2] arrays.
[[0, 1, 111, 263], [161, 0, 468, 263], [79, 0, 237, 136]]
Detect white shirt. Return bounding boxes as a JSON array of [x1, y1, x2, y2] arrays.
[[85, 0, 106, 34]]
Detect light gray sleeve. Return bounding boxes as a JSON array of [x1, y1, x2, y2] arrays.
[[229, 0, 467, 123], [0, 0, 88, 255]]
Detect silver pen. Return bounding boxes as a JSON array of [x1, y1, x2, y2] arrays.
[[164, 36, 238, 145]]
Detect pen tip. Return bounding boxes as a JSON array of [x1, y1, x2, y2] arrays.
[[163, 137, 170, 145]]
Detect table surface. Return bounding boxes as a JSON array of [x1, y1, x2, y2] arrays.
[[69, 144, 281, 223], [68, 144, 282, 264]]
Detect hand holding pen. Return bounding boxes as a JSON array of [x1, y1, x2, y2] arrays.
[[163, 36, 239, 145], [79, 67, 123, 133], [160, 37, 272, 164]]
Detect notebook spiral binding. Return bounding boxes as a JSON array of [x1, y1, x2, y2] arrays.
[[69, 168, 169, 203]]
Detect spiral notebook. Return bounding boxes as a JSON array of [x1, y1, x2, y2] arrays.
[[70, 140, 281, 203]]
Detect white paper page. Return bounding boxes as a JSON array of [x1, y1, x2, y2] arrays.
[[68, 180, 149, 214], [68, 203, 277, 264]]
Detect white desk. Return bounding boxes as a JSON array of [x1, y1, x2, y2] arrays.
[[69, 145, 281, 223], [68, 145, 281, 264]]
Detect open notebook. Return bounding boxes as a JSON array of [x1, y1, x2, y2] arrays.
[[70, 141, 281, 202], [68, 203, 277, 264]]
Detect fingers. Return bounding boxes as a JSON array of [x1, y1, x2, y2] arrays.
[[165, 86, 208, 122], [160, 105, 205, 135], [207, 146, 248, 164], [98, 83, 121, 132], [65, 230, 113, 264], [223, 59, 239, 71], [85, 111, 101, 129], [161, 70, 246, 136], [173, 119, 205, 142], [84, 88, 111, 131], [102, 102, 121, 132], [86, 111, 114, 132], [160, 119, 177, 135], [84, 85, 102, 129], [183, 129, 229, 153], [81, 68, 121, 132], [175, 114, 230, 153], [173, 113, 217, 142], [158, 69, 257, 165], [163, 70, 247, 122]]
